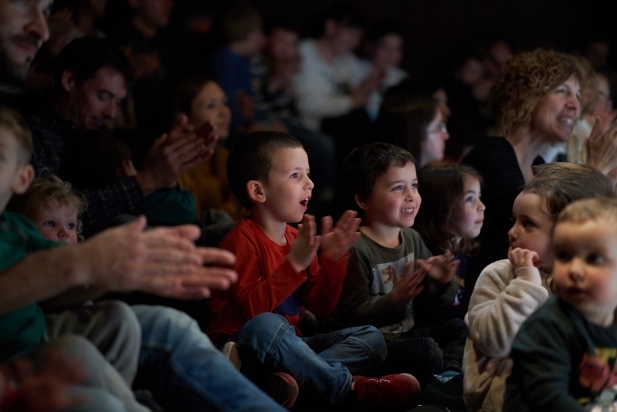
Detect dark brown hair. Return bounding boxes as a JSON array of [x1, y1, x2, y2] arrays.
[[344, 142, 415, 204], [415, 165, 483, 255], [227, 131, 303, 210]]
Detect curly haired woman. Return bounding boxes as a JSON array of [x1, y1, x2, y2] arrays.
[[460, 48, 617, 297]]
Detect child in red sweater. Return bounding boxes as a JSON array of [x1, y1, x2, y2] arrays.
[[207, 131, 420, 409]]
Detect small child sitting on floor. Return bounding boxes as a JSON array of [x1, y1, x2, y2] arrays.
[[505, 197, 617, 411], [326, 142, 465, 407]]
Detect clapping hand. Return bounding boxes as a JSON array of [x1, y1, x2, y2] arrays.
[[417, 252, 459, 284], [288, 215, 321, 273], [320, 210, 362, 261], [390, 260, 426, 307]]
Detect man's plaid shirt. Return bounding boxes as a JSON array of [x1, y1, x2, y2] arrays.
[[28, 110, 144, 235]]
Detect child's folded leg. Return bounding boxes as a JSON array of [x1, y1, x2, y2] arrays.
[[232, 313, 386, 404]]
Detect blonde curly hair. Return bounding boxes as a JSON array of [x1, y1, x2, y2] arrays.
[[10, 174, 88, 241], [489, 48, 581, 140]]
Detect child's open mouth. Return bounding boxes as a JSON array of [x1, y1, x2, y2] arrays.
[[401, 208, 415, 214], [300, 197, 310, 207]]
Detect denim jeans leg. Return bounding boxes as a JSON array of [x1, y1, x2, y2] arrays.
[[233, 313, 354, 404], [131, 305, 285, 412], [302, 325, 387, 375]]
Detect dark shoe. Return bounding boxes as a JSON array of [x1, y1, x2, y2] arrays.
[[421, 371, 465, 408], [353, 373, 421, 408], [221, 341, 241, 371], [265, 372, 299, 409]]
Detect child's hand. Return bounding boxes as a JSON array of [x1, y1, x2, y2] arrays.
[[320, 210, 361, 261], [416, 252, 460, 284], [288, 215, 321, 273], [508, 247, 539, 270], [390, 261, 426, 307], [508, 247, 542, 284]]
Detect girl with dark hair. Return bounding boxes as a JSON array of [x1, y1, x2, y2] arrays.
[[414, 165, 485, 324]]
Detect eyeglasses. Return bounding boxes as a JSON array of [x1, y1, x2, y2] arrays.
[[428, 123, 448, 134]]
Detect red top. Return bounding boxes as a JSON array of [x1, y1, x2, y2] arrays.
[[207, 218, 349, 344]]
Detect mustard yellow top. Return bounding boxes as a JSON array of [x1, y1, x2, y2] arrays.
[[178, 145, 245, 220]]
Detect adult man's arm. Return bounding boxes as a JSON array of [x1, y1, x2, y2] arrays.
[[0, 217, 237, 315]]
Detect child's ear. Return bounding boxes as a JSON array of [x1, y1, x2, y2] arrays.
[[12, 164, 34, 195], [354, 193, 369, 210], [247, 180, 266, 204]]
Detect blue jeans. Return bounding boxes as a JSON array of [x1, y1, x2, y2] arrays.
[[131, 305, 285, 412], [233, 313, 386, 404]]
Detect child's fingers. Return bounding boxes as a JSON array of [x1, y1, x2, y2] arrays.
[[304, 214, 317, 237], [336, 210, 359, 231], [416, 259, 429, 272], [313, 235, 322, 250], [402, 259, 416, 275], [321, 215, 333, 235]]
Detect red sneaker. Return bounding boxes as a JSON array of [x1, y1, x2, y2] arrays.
[[352, 373, 421, 408], [265, 372, 299, 410]]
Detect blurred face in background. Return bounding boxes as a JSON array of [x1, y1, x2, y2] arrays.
[[371, 34, 403, 71], [132, 0, 174, 29], [324, 20, 362, 56], [421, 109, 449, 166], [267, 28, 299, 62], [189, 81, 231, 139], [433, 88, 452, 120]]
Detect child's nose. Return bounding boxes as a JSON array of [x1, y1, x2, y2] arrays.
[[58, 228, 69, 240], [568, 259, 584, 281], [507, 226, 517, 243], [478, 200, 486, 212]]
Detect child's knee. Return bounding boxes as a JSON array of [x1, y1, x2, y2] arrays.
[[235, 313, 292, 346], [352, 325, 387, 362], [98, 300, 141, 341]]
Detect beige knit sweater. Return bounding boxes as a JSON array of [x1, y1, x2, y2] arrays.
[[463, 259, 552, 412]]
